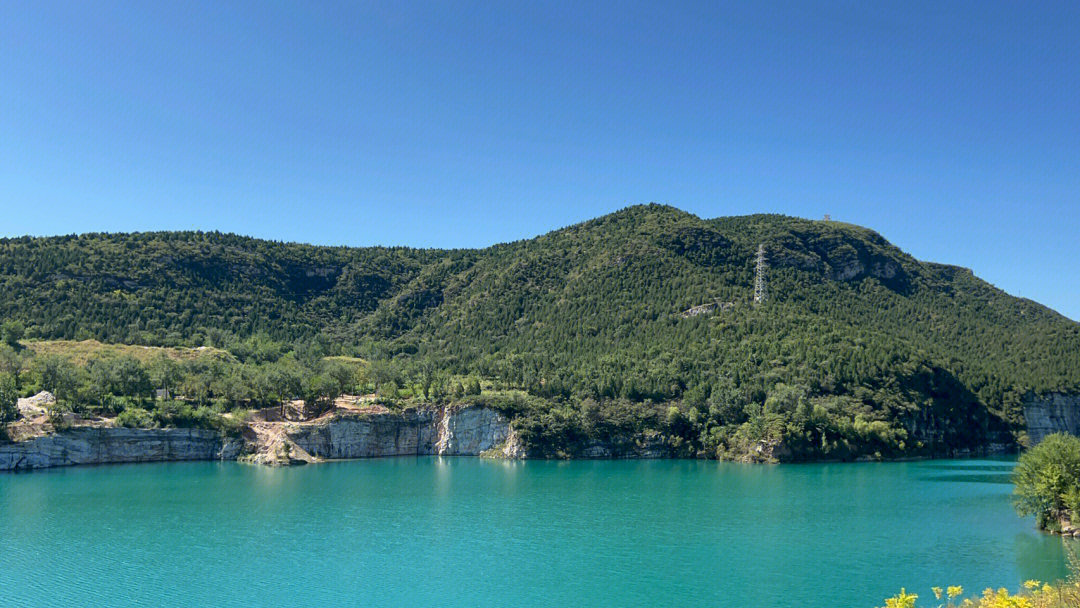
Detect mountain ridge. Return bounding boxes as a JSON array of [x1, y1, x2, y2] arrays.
[[1, 204, 1078, 459], [1, 203, 1062, 316]]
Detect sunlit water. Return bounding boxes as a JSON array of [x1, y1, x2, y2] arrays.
[[0, 458, 1072, 607]]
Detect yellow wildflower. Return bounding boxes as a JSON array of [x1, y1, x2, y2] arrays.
[[933, 586, 944, 600], [883, 588, 919, 608], [978, 587, 1033, 608], [947, 586, 963, 599], [1022, 580, 1040, 590]]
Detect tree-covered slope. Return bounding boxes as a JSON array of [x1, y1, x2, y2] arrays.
[[2, 204, 1078, 458], [365, 205, 1079, 413], [0, 231, 452, 344]]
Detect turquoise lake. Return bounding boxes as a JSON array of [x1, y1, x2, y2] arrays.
[[0, 458, 1072, 607]]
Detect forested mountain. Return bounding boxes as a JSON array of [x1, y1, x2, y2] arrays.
[[2, 204, 1078, 459]]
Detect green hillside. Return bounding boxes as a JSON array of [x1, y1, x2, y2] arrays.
[[2, 204, 1078, 460]]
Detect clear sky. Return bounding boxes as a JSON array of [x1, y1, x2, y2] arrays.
[[2, 1, 1078, 320]]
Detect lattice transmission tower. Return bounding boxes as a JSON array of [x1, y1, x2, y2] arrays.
[[753, 244, 768, 305]]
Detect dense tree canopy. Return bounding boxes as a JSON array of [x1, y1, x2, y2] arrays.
[[1013, 433, 1080, 531], [1, 205, 1078, 458]]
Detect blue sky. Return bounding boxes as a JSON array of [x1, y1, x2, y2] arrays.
[[2, 1, 1078, 320]]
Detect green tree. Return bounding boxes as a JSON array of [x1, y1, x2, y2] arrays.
[[466, 377, 482, 396], [323, 360, 357, 396], [86, 356, 114, 403], [0, 344, 28, 390], [86, 356, 152, 402], [292, 338, 325, 370], [268, 359, 303, 417], [149, 354, 183, 399], [414, 358, 439, 400], [430, 369, 450, 401], [112, 356, 152, 398], [368, 360, 399, 395], [302, 374, 340, 414], [1013, 433, 1080, 530], [0, 373, 18, 428], [31, 354, 80, 403], [1, 320, 24, 349]]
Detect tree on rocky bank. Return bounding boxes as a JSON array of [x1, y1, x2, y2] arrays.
[[0, 373, 18, 430], [1013, 433, 1080, 532]]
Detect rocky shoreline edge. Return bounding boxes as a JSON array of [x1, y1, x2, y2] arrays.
[[2, 402, 1020, 472], [0, 404, 530, 472]]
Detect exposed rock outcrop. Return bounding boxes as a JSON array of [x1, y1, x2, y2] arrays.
[[0, 427, 242, 471], [434, 406, 512, 455], [0, 405, 516, 472], [488, 428, 528, 459], [16, 391, 54, 418], [282, 405, 513, 459], [1024, 392, 1080, 445], [736, 438, 792, 464], [243, 436, 315, 467], [282, 410, 440, 459]]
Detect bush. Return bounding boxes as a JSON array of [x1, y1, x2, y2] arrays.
[[212, 410, 247, 437], [99, 394, 145, 417], [878, 579, 1080, 608], [116, 407, 157, 429], [1013, 433, 1080, 529], [146, 400, 241, 434], [0, 373, 17, 427], [151, 400, 206, 429], [46, 402, 73, 430]]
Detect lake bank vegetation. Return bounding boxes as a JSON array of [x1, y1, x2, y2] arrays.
[[2, 206, 1079, 460], [0, 334, 1016, 462], [1013, 433, 1080, 534], [879, 576, 1080, 608]]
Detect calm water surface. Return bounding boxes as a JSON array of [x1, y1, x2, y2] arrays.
[[0, 458, 1072, 607]]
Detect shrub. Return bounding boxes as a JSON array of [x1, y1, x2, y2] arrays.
[[46, 402, 73, 431], [212, 410, 248, 437], [0, 373, 18, 427], [878, 581, 1080, 608], [116, 407, 157, 429], [1013, 433, 1080, 529]]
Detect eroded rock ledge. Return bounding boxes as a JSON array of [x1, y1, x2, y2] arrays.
[[0, 405, 519, 472], [8, 391, 1070, 471], [0, 427, 243, 471], [243, 404, 521, 466]]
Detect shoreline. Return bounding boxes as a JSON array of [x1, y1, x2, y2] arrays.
[[0, 448, 1021, 474], [0, 403, 1020, 472]]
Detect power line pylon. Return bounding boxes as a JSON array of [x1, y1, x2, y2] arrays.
[[754, 244, 768, 305]]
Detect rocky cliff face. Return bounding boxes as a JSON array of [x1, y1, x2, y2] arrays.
[[281, 410, 439, 460], [1024, 393, 1080, 445], [0, 405, 516, 471], [434, 406, 513, 455], [281, 405, 513, 461], [0, 427, 243, 471]]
